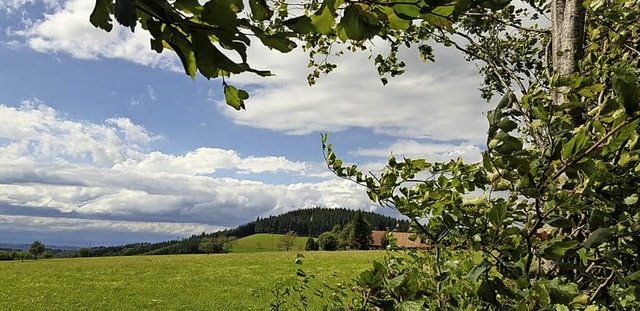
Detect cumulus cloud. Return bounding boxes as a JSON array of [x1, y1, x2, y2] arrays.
[[0, 101, 159, 165], [10, 0, 178, 70], [9, 0, 491, 145], [0, 0, 60, 13], [219, 39, 490, 144], [0, 101, 382, 242]]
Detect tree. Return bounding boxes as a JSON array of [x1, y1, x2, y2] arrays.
[[199, 236, 238, 254], [352, 211, 373, 250], [91, 0, 640, 309], [337, 222, 354, 249], [278, 231, 297, 251], [29, 241, 45, 260], [318, 1, 640, 309], [78, 248, 93, 258], [305, 237, 319, 251], [317, 232, 339, 251]]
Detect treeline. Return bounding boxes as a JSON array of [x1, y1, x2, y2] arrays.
[[229, 207, 409, 238], [70, 207, 409, 257]]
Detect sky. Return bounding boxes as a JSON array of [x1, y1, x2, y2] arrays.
[[0, 0, 490, 246]]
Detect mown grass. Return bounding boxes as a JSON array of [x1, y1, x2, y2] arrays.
[[0, 251, 382, 310], [233, 233, 311, 253]]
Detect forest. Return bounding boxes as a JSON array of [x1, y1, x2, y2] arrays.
[[75, 207, 408, 257]]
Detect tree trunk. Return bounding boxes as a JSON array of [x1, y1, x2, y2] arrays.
[[551, 0, 586, 104]]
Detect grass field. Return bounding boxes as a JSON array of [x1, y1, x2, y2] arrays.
[[0, 251, 383, 310], [232, 233, 311, 253]]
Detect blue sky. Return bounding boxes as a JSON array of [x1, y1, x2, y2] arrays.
[[0, 0, 490, 246]]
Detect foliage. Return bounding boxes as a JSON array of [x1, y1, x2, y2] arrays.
[[278, 231, 298, 251], [90, 0, 640, 309], [76, 207, 406, 257], [0, 251, 381, 310], [78, 247, 93, 258], [317, 232, 339, 251], [352, 210, 374, 250], [198, 236, 237, 254], [89, 0, 506, 108], [314, 0, 640, 309], [305, 237, 319, 251], [29, 241, 45, 260]]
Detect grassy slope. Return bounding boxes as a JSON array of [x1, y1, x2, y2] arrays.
[[233, 233, 311, 253], [0, 251, 382, 310]]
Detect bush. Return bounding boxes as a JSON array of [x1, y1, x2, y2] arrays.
[[317, 232, 338, 251], [304, 237, 318, 251]]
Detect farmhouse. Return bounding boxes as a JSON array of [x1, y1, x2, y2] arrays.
[[370, 231, 429, 249]]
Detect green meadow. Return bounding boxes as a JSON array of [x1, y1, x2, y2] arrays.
[[0, 251, 383, 310], [233, 233, 310, 253]]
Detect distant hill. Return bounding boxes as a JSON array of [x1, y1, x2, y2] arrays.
[[83, 207, 409, 257], [0, 243, 80, 252]]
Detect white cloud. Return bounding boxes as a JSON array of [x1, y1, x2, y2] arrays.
[[10, 0, 491, 146], [112, 148, 306, 176], [147, 85, 157, 101], [0, 102, 379, 240], [0, 214, 227, 236], [10, 0, 178, 70], [0, 0, 60, 13], [351, 139, 484, 163], [105, 117, 161, 145], [0, 101, 146, 165], [221, 41, 490, 144]]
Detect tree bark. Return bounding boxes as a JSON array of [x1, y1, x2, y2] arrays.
[[551, 0, 586, 104]]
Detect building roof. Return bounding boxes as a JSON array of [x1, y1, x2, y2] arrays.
[[371, 230, 428, 249]]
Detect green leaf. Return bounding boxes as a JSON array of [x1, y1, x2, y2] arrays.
[[482, 0, 511, 10], [583, 227, 615, 248], [612, 68, 640, 115], [562, 128, 588, 159], [624, 194, 638, 205], [392, 4, 421, 20], [379, 7, 410, 30], [540, 240, 580, 260], [497, 118, 518, 132], [388, 274, 405, 289], [477, 279, 500, 306], [453, 0, 473, 17], [628, 270, 640, 283], [164, 30, 197, 79], [578, 248, 588, 266], [249, 0, 273, 20], [202, 0, 241, 32], [223, 84, 249, 110], [395, 300, 424, 311], [310, 1, 336, 35], [339, 4, 381, 41], [603, 119, 637, 155], [174, 0, 203, 15], [545, 217, 575, 229], [467, 265, 487, 282], [284, 16, 315, 34], [251, 27, 297, 53], [493, 132, 523, 154], [114, 0, 137, 31], [90, 0, 114, 32], [193, 32, 245, 75], [423, 14, 453, 32], [488, 202, 506, 227]]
